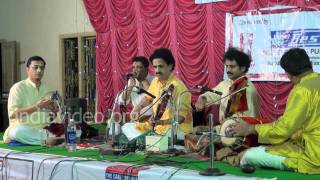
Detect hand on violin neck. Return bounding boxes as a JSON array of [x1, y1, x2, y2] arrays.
[[127, 78, 136, 89], [130, 110, 140, 122], [195, 96, 207, 111], [177, 115, 186, 124]]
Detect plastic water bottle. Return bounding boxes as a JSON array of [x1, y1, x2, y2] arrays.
[[66, 119, 77, 152]]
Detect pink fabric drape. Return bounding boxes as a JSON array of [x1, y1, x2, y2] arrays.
[[83, 0, 319, 122]]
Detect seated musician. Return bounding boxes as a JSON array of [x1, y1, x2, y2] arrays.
[[107, 56, 153, 134], [231, 48, 320, 174], [122, 48, 193, 140], [195, 47, 259, 124], [3, 56, 64, 145], [192, 48, 260, 165]]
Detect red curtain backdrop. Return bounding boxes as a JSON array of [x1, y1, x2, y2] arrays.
[[83, 0, 319, 122]]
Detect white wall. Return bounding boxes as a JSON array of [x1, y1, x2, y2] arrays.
[[0, 0, 94, 93]]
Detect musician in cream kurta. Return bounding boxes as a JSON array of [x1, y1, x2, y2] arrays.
[[195, 47, 259, 123], [3, 56, 58, 145], [192, 48, 259, 166], [199, 76, 259, 123]]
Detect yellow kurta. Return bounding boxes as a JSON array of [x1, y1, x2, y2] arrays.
[[256, 72, 320, 174], [136, 74, 193, 135]]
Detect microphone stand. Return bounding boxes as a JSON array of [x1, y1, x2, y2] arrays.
[[106, 90, 124, 146], [106, 86, 141, 143], [199, 114, 225, 176], [198, 87, 246, 176], [167, 89, 198, 154], [102, 87, 142, 155]]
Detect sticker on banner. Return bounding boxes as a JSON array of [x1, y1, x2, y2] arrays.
[[105, 164, 150, 180]]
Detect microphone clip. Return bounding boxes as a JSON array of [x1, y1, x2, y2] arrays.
[[194, 85, 223, 95], [135, 86, 156, 99]]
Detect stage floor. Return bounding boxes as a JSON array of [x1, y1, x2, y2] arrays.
[[0, 133, 318, 180]]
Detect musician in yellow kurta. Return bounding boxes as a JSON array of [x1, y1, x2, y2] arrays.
[[231, 48, 320, 174], [128, 48, 192, 139], [139, 74, 193, 135]]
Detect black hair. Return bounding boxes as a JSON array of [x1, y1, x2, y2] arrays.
[[26, 56, 46, 67], [280, 48, 313, 76], [132, 56, 149, 68], [149, 48, 175, 71], [223, 47, 251, 73]]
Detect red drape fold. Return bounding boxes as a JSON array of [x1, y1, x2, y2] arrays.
[[83, 0, 318, 122]]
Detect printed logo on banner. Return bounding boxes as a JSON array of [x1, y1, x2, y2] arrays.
[[105, 164, 150, 180], [271, 29, 320, 48], [240, 32, 254, 55]]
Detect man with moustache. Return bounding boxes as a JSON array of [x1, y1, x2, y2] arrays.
[[107, 56, 153, 135], [231, 48, 320, 174], [122, 48, 193, 140], [120, 56, 153, 110], [3, 56, 62, 145], [192, 48, 260, 165], [195, 47, 259, 124]]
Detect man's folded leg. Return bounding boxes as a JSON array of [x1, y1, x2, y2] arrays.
[[9, 124, 64, 146], [240, 146, 288, 170], [121, 122, 145, 141]]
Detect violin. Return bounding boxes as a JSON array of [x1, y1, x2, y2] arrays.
[[151, 84, 175, 131], [225, 77, 248, 118]]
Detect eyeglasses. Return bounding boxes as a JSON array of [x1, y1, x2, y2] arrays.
[[30, 65, 45, 71]]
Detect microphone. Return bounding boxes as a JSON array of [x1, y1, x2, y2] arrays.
[[205, 86, 247, 108], [195, 85, 223, 95], [126, 72, 137, 79], [135, 86, 156, 99]]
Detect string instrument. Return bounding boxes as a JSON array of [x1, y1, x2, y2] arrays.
[[224, 77, 248, 118], [43, 91, 65, 137], [151, 84, 175, 130]]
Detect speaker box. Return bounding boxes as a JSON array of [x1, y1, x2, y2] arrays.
[[64, 98, 98, 139], [64, 98, 87, 123]]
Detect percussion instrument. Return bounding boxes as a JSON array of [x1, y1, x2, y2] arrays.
[[219, 118, 240, 146], [219, 117, 268, 150]]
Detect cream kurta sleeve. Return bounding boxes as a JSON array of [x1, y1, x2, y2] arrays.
[[239, 81, 259, 118], [200, 79, 259, 123], [7, 83, 23, 119]]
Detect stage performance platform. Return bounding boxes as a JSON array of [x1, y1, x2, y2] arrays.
[[0, 133, 319, 180]]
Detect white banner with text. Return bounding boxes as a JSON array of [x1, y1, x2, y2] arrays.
[[225, 10, 320, 81]]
